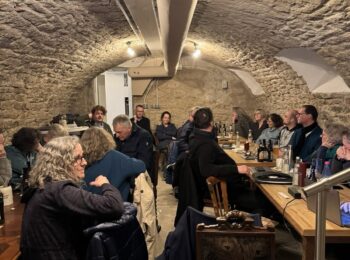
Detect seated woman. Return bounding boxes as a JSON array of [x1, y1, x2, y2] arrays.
[[332, 128, 350, 174], [20, 136, 124, 260], [5, 127, 42, 189], [256, 113, 283, 145], [80, 127, 146, 201], [311, 123, 344, 168], [155, 111, 177, 151], [251, 109, 268, 140], [0, 130, 11, 186]]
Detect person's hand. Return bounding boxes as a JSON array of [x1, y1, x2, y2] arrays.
[[340, 202, 350, 213], [34, 142, 44, 153], [90, 175, 110, 187], [321, 134, 333, 148], [336, 146, 346, 160], [336, 146, 350, 160], [237, 165, 251, 176]]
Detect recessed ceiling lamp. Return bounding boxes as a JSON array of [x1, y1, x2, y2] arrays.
[[126, 41, 136, 57], [192, 43, 201, 58]]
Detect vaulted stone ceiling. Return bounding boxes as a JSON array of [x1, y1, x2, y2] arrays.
[[0, 0, 349, 132]]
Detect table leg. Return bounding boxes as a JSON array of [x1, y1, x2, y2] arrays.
[[302, 236, 315, 260]]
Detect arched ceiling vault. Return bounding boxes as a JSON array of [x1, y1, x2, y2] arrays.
[[1, 0, 350, 106]]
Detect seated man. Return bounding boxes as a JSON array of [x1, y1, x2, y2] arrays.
[[278, 109, 300, 148], [188, 107, 262, 213], [290, 105, 322, 162], [231, 106, 254, 139], [332, 128, 350, 174], [85, 105, 113, 135], [113, 115, 154, 183]]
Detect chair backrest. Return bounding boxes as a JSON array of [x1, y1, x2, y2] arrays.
[[206, 177, 229, 217]]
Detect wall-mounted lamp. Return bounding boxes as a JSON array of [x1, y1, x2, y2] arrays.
[[192, 42, 201, 58], [126, 41, 136, 57]]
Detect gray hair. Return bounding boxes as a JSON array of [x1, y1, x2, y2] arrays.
[[29, 136, 81, 188], [47, 124, 69, 140], [112, 114, 132, 127], [324, 123, 346, 144], [254, 108, 267, 119]]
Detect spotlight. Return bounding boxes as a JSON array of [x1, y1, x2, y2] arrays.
[[192, 43, 201, 58], [126, 41, 136, 57]]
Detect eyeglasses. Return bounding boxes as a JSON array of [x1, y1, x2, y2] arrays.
[[74, 155, 86, 164], [297, 112, 307, 116]]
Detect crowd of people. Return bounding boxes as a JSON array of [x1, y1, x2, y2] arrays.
[[1, 103, 350, 259]]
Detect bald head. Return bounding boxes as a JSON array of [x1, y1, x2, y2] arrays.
[[283, 109, 298, 128]]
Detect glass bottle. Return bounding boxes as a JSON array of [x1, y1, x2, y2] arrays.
[[235, 131, 240, 148], [247, 129, 253, 144]]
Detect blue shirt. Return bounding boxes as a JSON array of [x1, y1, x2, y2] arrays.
[[84, 150, 146, 201]]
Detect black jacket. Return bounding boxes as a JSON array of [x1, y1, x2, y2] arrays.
[[20, 181, 124, 260], [114, 124, 153, 179], [84, 202, 148, 260], [131, 116, 152, 136], [156, 123, 177, 150], [176, 120, 194, 155]]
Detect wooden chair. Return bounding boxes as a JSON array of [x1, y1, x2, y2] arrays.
[[206, 176, 230, 217]]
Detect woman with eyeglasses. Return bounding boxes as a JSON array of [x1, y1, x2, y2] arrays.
[[20, 136, 124, 260], [80, 127, 146, 201]]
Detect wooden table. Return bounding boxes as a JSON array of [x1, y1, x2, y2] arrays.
[[224, 149, 275, 167], [257, 184, 350, 260], [0, 193, 24, 260]]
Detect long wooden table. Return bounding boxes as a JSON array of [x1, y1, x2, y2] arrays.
[[224, 149, 275, 167], [257, 183, 350, 260], [0, 193, 24, 260]]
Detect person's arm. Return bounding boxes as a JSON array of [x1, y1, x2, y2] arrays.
[[196, 143, 239, 178], [118, 152, 146, 178], [56, 176, 124, 219]]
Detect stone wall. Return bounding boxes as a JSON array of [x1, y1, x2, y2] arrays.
[[0, 1, 137, 140], [133, 59, 263, 132]]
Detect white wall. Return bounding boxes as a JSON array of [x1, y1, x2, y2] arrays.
[[94, 70, 133, 129]]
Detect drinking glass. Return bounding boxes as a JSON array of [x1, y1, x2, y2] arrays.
[[314, 158, 323, 181]]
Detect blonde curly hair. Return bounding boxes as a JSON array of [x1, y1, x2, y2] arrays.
[[80, 127, 116, 165], [29, 136, 81, 188]]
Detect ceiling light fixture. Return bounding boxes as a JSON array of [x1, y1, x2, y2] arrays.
[[192, 42, 201, 58], [126, 41, 136, 57]]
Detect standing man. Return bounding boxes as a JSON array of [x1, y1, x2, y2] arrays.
[[86, 105, 113, 135], [278, 109, 300, 148], [113, 115, 154, 183], [131, 105, 152, 136], [290, 105, 322, 162], [231, 107, 254, 138]]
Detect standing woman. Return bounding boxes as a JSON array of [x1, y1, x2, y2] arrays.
[[20, 136, 124, 260], [155, 111, 177, 150], [251, 109, 268, 140], [80, 127, 146, 201]]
